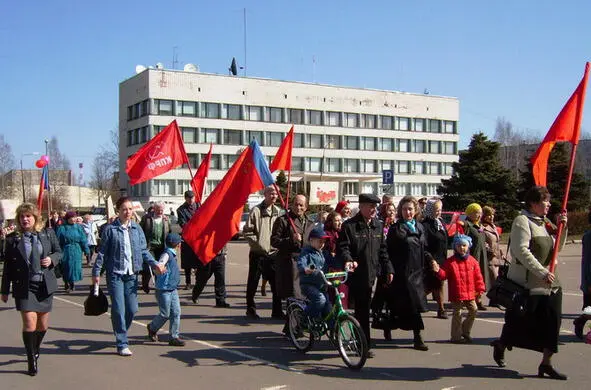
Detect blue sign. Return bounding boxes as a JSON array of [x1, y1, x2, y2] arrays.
[[382, 170, 394, 184]]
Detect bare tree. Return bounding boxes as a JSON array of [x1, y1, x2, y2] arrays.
[[0, 135, 16, 198], [47, 137, 71, 170], [89, 128, 119, 205]]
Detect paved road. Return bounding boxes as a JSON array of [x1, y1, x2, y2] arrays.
[[1, 241, 588, 390]]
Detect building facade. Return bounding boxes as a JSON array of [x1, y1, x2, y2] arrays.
[[119, 68, 460, 206]]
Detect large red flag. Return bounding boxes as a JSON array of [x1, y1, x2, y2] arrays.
[[125, 120, 189, 185], [191, 144, 212, 203], [269, 126, 294, 172], [531, 63, 590, 186], [183, 140, 274, 264]]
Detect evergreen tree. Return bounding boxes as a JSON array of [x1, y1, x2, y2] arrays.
[[519, 142, 589, 216], [438, 133, 519, 229], [275, 170, 289, 209]]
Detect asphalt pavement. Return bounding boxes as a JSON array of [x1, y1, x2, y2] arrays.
[[0, 241, 589, 390]]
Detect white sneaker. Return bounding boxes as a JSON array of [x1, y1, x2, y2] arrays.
[[118, 347, 133, 356]]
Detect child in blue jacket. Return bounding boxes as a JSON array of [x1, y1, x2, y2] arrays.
[[297, 227, 331, 319]]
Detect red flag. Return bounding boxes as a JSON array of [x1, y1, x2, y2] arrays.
[[269, 126, 294, 172], [125, 120, 189, 185], [37, 165, 49, 211], [531, 63, 590, 186], [183, 141, 274, 264], [191, 144, 212, 203]]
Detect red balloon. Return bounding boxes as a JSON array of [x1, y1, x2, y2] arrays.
[[35, 159, 46, 168], [41, 155, 50, 163]]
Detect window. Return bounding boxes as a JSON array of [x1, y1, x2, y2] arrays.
[[394, 183, 408, 196], [361, 114, 376, 129], [361, 182, 377, 194], [307, 157, 322, 172], [397, 117, 409, 131], [201, 128, 220, 144], [344, 159, 359, 173], [429, 119, 441, 133], [414, 118, 425, 132], [133, 129, 140, 145], [397, 139, 409, 152], [307, 134, 323, 149], [444, 120, 456, 134], [182, 127, 197, 143], [410, 183, 423, 196], [177, 180, 191, 195], [153, 125, 164, 135], [443, 162, 454, 175], [140, 126, 148, 143], [360, 137, 376, 151], [179, 101, 197, 117], [184, 154, 199, 169], [292, 157, 305, 171], [326, 135, 340, 149], [379, 138, 393, 151], [205, 180, 220, 195], [223, 130, 242, 145], [427, 162, 440, 175], [397, 161, 409, 174], [345, 113, 357, 128], [127, 106, 133, 121], [247, 106, 263, 121], [426, 183, 438, 196], [267, 132, 283, 147], [209, 154, 221, 170], [127, 130, 133, 146], [155, 99, 173, 115], [141, 100, 148, 117], [152, 180, 175, 196], [294, 133, 304, 148], [326, 158, 341, 172], [133, 103, 140, 119], [362, 159, 377, 173], [413, 161, 424, 174], [381, 115, 393, 130], [344, 182, 359, 196], [289, 109, 304, 124], [327, 111, 340, 126], [268, 107, 283, 123], [246, 130, 263, 145], [344, 136, 358, 150], [444, 141, 456, 154], [225, 104, 241, 120], [201, 102, 220, 119], [414, 140, 425, 153], [381, 160, 393, 170], [429, 141, 440, 154], [308, 110, 323, 125]]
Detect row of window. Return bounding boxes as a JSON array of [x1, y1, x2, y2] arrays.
[[127, 99, 457, 134], [127, 126, 457, 154]]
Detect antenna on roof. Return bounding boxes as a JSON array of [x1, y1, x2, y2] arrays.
[[229, 57, 238, 76]]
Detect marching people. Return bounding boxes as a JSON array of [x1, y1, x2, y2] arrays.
[[56, 211, 90, 293], [190, 246, 231, 308], [482, 206, 504, 307], [384, 195, 430, 351], [574, 208, 591, 339], [335, 200, 352, 221], [243, 185, 282, 320], [139, 202, 171, 294], [81, 214, 98, 266], [432, 234, 485, 343], [92, 197, 163, 356], [177, 190, 200, 290], [422, 198, 449, 319], [46, 210, 62, 230], [459, 203, 489, 310], [338, 193, 393, 358], [323, 211, 348, 309], [147, 233, 185, 346], [1, 203, 62, 376], [490, 186, 568, 380]]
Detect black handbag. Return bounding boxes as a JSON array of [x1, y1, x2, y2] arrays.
[[84, 285, 109, 316], [487, 267, 529, 313]]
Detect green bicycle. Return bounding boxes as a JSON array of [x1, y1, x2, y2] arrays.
[[286, 270, 368, 370]]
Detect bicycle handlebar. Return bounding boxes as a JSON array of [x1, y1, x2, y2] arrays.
[[308, 265, 350, 286]]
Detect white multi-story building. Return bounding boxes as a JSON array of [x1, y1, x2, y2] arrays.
[[119, 67, 459, 207]]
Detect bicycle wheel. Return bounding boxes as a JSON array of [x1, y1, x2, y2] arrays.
[[287, 302, 314, 353], [335, 313, 368, 370]]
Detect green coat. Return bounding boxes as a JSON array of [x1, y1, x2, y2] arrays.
[[57, 224, 89, 283]]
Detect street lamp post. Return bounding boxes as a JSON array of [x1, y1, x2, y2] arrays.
[[20, 152, 40, 203]]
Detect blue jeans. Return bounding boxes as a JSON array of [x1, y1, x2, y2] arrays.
[[149, 289, 181, 339], [107, 273, 138, 349], [301, 284, 331, 319]]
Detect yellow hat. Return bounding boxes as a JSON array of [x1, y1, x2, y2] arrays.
[[465, 203, 482, 216]]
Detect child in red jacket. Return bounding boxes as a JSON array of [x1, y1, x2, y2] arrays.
[[432, 234, 485, 344]]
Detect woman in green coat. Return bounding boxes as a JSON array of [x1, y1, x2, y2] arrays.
[[460, 203, 489, 310], [56, 211, 89, 293]]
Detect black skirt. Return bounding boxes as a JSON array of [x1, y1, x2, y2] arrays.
[[500, 289, 562, 353], [15, 281, 53, 313]]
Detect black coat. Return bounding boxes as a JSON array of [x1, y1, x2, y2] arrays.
[[337, 214, 393, 291], [421, 217, 448, 265], [177, 202, 201, 269], [1, 229, 62, 299], [386, 221, 430, 314]]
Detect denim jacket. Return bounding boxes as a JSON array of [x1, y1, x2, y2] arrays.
[[92, 219, 156, 277], [155, 247, 180, 291], [297, 245, 327, 288]]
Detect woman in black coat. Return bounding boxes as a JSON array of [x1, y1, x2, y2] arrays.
[[421, 199, 449, 319], [385, 195, 431, 351], [1, 203, 62, 376]]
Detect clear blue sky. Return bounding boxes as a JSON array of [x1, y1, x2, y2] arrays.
[[2, 0, 590, 181]]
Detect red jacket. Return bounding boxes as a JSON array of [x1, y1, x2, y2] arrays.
[[436, 254, 485, 302]]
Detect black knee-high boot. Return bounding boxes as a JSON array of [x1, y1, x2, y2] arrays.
[[22, 331, 37, 376], [35, 330, 46, 360]]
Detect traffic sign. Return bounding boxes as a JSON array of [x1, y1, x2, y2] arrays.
[[382, 170, 394, 184]]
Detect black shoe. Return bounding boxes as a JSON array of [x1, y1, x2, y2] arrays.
[[383, 329, 392, 341], [477, 302, 487, 311], [437, 309, 448, 319], [184, 284, 191, 290], [462, 334, 473, 344], [413, 335, 429, 351], [215, 301, 230, 308], [142, 286, 150, 294], [538, 364, 567, 380], [246, 309, 261, 320], [490, 339, 506, 367], [367, 350, 375, 359], [147, 324, 158, 342], [574, 317, 586, 340], [169, 338, 186, 347], [191, 292, 199, 304]]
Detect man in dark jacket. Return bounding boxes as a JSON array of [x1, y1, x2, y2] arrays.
[[177, 191, 200, 290], [338, 193, 393, 357], [139, 202, 171, 293], [191, 246, 230, 308]]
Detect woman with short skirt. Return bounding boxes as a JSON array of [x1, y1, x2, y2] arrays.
[[1, 203, 62, 376]]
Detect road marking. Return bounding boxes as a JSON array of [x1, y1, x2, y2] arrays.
[[442, 386, 461, 390], [261, 386, 288, 390], [475, 317, 574, 334], [54, 295, 301, 373]]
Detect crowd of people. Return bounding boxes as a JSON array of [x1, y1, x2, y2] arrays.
[[0, 185, 586, 381]]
